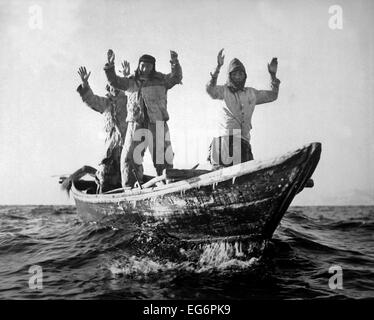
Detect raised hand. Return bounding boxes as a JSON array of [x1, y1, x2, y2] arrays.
[[268, 57, 278, 76], [120, 60, 130, 76], [217, 48, 225, 68], [77, 66, 91, 87], [107, 49, 115, 64], [170, 50, 178, 62]]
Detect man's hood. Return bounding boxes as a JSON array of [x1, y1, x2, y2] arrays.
[[226, 58, 247, 92], [228, 58, 246, 75]]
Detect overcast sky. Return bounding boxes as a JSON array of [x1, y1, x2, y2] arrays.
[[0, 0, 373, 205]]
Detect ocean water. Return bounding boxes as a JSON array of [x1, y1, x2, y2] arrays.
[[0, 205, 373, 300]]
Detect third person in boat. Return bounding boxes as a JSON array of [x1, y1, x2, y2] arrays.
[[206, 49, 281, 169], [76, 65, 129, 192]]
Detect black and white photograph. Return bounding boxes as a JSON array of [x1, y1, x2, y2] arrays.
[[0, 0, 373, 310]]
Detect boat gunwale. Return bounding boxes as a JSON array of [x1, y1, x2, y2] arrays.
[[71, 142, 320, 204]]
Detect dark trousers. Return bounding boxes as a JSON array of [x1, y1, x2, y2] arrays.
[[208, 135, 254, 169], [120, 119, 174, 187]]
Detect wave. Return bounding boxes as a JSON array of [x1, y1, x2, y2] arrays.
[[0, 205, 373, 299], [328, 220, 374, 231]]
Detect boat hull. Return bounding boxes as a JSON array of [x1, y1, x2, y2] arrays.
[[72, 142, 321, 242]]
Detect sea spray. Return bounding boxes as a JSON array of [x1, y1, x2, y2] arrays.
[[197, 240, 266, 269], [109, 256, 177, 277], [108, 230, 269, 278]]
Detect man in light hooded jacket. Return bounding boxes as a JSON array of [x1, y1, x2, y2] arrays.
[[206, 49, 281, 168], [104, 49, 182, 187], [77, 66, 128, 192]]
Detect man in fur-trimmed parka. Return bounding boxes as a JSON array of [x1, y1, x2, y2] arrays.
[[104, 49, 182, 187]]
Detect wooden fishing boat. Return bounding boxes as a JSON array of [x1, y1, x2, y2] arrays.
[[70, 142, 321, 243]]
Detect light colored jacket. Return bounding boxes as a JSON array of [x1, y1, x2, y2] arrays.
[[206, 74, 280, 143], [104, 61, 182, 123]]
